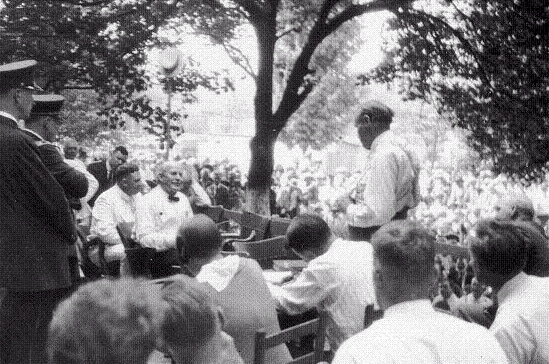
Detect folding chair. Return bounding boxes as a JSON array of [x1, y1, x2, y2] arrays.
[[253, 312, 328, 364]]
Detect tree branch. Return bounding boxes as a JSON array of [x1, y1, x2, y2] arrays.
[[220, 42, 257, 80], [273, 0, 412, 128], [48, 0, 112, 6], [276, 26, 300, 40], [233, 0, 267, 24]]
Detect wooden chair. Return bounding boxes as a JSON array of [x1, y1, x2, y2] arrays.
[[269, 216, 291, 237], [203, 205, 227, 224], [223, 210, 271, 250], [116, 224, 154, 278], [232, 236, 300, 269], [254, 312, 327, 364]]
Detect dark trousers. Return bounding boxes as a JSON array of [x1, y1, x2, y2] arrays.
[[0, 288, 70, 364], [150, 249, 180, 279], [348, 207, 410, 241]]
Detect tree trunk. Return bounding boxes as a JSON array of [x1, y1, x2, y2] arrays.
[[246, 130, 277, 215]]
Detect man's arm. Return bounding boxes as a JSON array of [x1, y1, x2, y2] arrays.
[[347, 152, 398, 227], [5, 134, 75, 241], [36, 142, 89, 198], [66, 158, 99, 203], [268, 262, 338, 315], [90, 194, 123, 246]]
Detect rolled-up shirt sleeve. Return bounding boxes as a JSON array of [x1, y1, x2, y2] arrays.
[[268, 261, 338, 315]]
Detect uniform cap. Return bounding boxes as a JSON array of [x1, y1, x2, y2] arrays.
[[30, 94, 65, 116], [0, 60, 40, 91]]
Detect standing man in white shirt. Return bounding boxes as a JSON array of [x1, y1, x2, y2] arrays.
[[345, 101, 420, 241], [333, 220, 508, 364], [268, 214, 377, 354], [90, 163, 143, 275], [468, 219, 549, 364], [135, 161, 193, 278]]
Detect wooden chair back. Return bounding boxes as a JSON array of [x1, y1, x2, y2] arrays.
[[241, 211, 271, 241], [116, 224, 154, 278], [233, 236, 299, 269], [204, 205, 226, 223], [269, 216, 291, 237], [254, 312, 327, 364]]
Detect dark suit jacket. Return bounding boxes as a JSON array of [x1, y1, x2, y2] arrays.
[[0, 116, 75, 292], [22, 130, 88, 200], [87, 159, 112, 207]]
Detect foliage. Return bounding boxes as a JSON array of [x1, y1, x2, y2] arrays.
[[58, 89, 107, 143], [0, 0, 235, 149], [276, 19, 362, 151], [360, 0, 549, 178]]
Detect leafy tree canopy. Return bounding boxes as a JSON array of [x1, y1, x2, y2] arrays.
[[360, 0, 549, 178], [0, 0, 235, 146]]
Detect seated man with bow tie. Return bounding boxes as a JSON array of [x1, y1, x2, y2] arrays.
[[135, 161, 194, 278]]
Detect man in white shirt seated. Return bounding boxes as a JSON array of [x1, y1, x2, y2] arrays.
[[268, 213, 377, 354], [333, 220, 508, 364], [135, 161, 193, 278], [90, 163, 143, 275], [468, 219, 549, 364]]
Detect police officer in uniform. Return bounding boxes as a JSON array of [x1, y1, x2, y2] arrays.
[[0, 60, 76, 364]]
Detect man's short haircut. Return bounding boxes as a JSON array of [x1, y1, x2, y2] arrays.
[[114, 162, 139, 183], [286, 213, 331, 253], [355, 100, 394, 126], [155, 161, 187, 180], [47, 278, 163, 364], [159, 275, 217, 352], [371, 220, 435, 286], [495, 193, 535, 221], [468, 219, 541, 276], [112, 145, 129, 156], [176, 214, 222, 263]]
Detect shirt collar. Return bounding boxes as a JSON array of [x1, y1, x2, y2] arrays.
[[0, 111, 20, 128], [113, 184, 134, 204], [370, 129, 393, 152], [384, 299, 433, 318], [497, 271, 529, 305], [196, 255, 240, 292]]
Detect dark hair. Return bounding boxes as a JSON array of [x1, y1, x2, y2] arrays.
[[176, 214, 222, 264], [113, 163, 139, 183], [286, 214, 330, 252], [355, 100, 394, 126], [371, 220, 435, 286], [112, 145, 128, 156], [467, 219, 536, 276], [159, 276, 217, 351]]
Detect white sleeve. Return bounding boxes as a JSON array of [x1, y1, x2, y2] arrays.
[[492, 318, 534, 364], [65, 159, 99, 203], [90, 195, 122, 246], [269, 261, 338, 315]]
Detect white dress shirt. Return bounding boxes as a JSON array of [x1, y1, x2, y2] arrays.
[[135, 185, 193, 251], [268, 239, 377, 351], [347, 130, 420, 228], [333, 299, 508, 364], [491, 272, 549, 364], [90, 184, 140, 262]]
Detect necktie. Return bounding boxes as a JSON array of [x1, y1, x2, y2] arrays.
[[168, 194, 179, 202]]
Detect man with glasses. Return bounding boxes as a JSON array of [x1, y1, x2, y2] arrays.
[[0, 60, 77, 364]]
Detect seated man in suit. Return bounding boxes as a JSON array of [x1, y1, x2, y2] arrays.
[[87, 145, 129, 207], [90, 163, 143, 275], [135, 161, 194, 278]]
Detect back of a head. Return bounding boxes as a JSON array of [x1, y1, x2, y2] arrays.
[[355, 100, 394, 126], [468, 219, 543, 276], [114, 163, 139, 184], [494, 193, 535, 221], [47, 278, 162, 364], [177, 214, 222, 263], [286, 213, 330, 253], [159, 276, 217, 353], [371, 220, 435, 287]]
